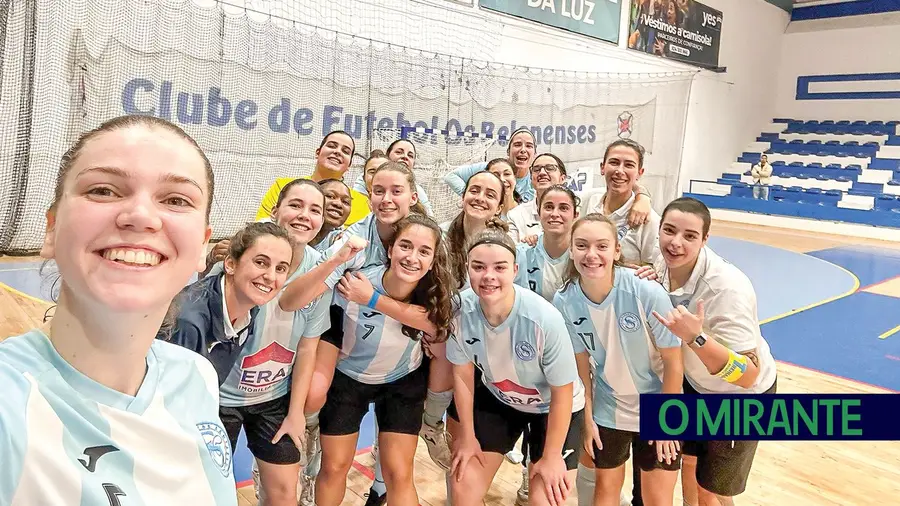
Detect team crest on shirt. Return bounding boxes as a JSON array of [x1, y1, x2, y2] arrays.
[[197, 422, 232, 477], [617, 225, 629, 240], [239, 341, 296, 393], [618, 312, 640, 332], [515, 341, 537, 361]]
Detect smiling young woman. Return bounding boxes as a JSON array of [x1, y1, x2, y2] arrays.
[[0, 115, 238, 505]]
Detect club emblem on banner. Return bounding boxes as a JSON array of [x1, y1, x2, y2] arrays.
[[617, 112, 634, 139]]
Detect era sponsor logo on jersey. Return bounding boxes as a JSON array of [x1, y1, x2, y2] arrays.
[[618, 312, 640, 332], [197, 422, 232, 477], [238, 341, 295, 393], [492, 378, 543, 407]]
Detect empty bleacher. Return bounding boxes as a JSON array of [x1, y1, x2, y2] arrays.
[[687, 119, 900, 228]]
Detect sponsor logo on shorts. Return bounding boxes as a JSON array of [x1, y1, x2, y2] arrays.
[[197, 422, 232, 477], [618, 312, 640, 332], [515, 341, 537, 361]]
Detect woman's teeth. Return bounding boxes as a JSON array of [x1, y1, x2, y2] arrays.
[[102, 248, 161, 266], [252, 282, 272, 294]]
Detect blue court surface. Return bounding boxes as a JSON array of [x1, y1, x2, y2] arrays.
[[3, 236, 900, 484]]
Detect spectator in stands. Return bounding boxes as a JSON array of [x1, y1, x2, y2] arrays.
[[751, 155, 773, 200]]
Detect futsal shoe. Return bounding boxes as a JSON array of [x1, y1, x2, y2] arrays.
[[419, 418, 452, 470], [364, 487, 388, 506]]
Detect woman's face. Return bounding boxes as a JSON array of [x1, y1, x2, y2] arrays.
[[370, 170, 417, 225], [507, 131, 536, 174], [467, 244, 517, 305], [321, 182, 352, 229], [539, 190, 577, 236], [602, 146, 642, 196], [273, 184, 325, 246], [760, 155, 768, 165], [40, 126, 212, 314], [489, 161, 517, 199], [659, 210, 707, 271], [315, 132, 354, 174], [226, 235, 293, 307], [530, 155, 564, 193], [388, 140, 417, 169], [571, 220, 619, 281], [463, 172, 503, 222], [364, 157, 389, 193], [388, 224, 437, 284]]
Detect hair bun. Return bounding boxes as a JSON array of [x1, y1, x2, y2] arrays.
[[485, 216, 510, 233]]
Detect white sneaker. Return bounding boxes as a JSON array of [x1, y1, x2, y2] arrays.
[[419, 419, 452, 470], [515, 466, 529, 506]]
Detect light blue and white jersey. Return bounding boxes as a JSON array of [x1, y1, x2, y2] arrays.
[[0, 330, 237, 506], [513, 237, 569, 302], [326, 265, 424, 384], [312, 228, 344, 254], [216, 246, 332, 407], [447, 285, 585, 414], [553, 268, 681, 432], [319, 213, 387, 289]]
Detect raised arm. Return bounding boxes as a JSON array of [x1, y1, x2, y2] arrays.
[[653, 295, 763, 389], [443, 161, 489, 196], [278, 236, 367, 312]]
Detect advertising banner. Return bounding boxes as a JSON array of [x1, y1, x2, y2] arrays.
[[627, 0, 723, 68], [480, 0, 621, 43]]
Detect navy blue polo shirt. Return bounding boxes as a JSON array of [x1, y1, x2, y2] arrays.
[[162, 271, 260, 386]]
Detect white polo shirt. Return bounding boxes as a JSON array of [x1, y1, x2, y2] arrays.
[[220, 276, 251, 346], [586, 191, 660, 266], [654, 247, 777, 394], [506, 199, 540, 243]]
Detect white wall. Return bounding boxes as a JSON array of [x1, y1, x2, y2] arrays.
[[775, 20, 900, 121], [676, 0, 789, 187]]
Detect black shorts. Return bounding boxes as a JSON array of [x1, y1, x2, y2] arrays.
[[447, 379, 583, 470], [681, 377, 778, 497], [220, 395, 300, 465], [590, 424, 681, 472], [319, 364, 428, 437]]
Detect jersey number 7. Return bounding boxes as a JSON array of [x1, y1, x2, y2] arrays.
[[578, 332, 596, 352], [362, 324, 376, 340]]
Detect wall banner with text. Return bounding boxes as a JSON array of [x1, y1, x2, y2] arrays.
[[479, 0, 621, 44], [627, 0, 723, 68]]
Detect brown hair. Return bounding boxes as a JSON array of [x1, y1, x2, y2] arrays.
[[46, 115, 215, 336], [52, 115, 215, 220], [466, 218, 515, 258], [561, 213, 624, 291], [603, 139, 645, 168], [532, 152, 568, 178], [661, 197, 711, 237], [318, 130, 356, 159], [386, 213, 458, 344], [372, 161, 426, 216], [446, 172, 506, 288], [227, 221, 295, 265], [274, 178, 325, 211]]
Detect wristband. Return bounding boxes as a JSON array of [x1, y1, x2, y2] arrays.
[[715, 349, 748, 383], [367, 291, 381, 309]]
